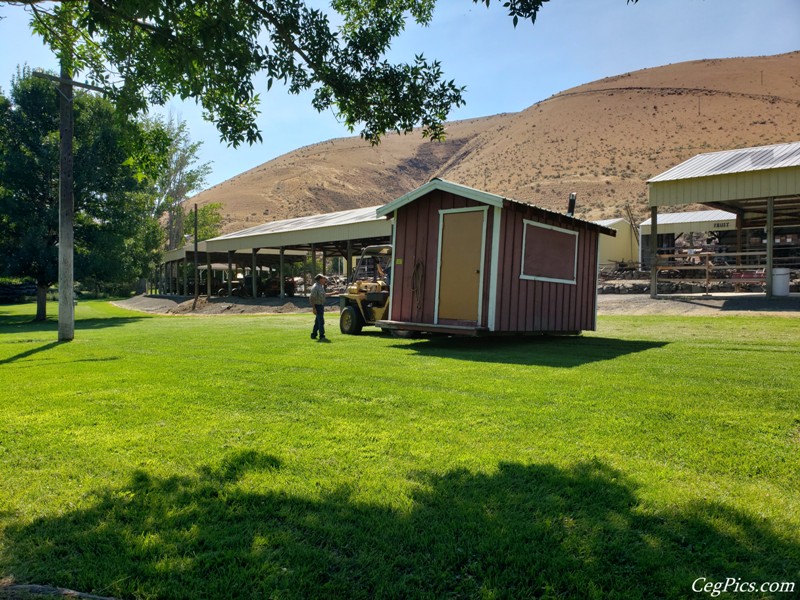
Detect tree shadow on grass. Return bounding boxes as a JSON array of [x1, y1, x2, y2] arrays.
[[2, 451, 797, 599], [389, 335, 668, 367], [0, 342, 62, 366], [0, 316, 148, 337], [0, 314, 143, 365]]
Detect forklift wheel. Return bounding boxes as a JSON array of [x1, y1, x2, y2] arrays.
[[340, 306, 363, 335]]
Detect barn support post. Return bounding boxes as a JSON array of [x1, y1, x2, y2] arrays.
[[346, 240, 353, 280], [766, 197, 774, 297], [252, 248, 258, 298], [227, 251, 233, 296], [310, 244, 316, 276], [279, 247, 285, 300], [735, 214, 743, 266], [193, 207, 199, 300], [182, 258, 188, 296], [649, 206, 658, 298], [302, 253, 308, 295], [322, 249, 327, 276], [206, 253, 212, 296]]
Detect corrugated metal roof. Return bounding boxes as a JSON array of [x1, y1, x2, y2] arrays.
[[639, 209, 736, 227], [649, 140, 800, 183], [209, 205, 384, 241]]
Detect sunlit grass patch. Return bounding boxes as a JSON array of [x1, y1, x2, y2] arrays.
[[1, 301, 798, 598]]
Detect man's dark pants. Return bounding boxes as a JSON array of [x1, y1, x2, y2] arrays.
[[312, 305, 325, 338]]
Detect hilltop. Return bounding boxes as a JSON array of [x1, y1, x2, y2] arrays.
[[191, 52, 800, 233]]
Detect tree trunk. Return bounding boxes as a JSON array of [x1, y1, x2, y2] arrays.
[[135, 277, 147, 295], [35, 283, 48, 322]]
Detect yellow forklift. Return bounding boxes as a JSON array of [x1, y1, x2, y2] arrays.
[[339, 245, 392, 334]]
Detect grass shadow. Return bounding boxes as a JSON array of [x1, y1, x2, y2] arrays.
[[389, 335, 668, 367], [2, 453, 796, 599], [0, 316, 148, 336], [0, 342, 61, 366], [719, 295, 800, 313]]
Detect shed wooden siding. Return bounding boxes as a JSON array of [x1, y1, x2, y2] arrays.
[[495, 202, 599, 333], [392, 190, 494, 326]]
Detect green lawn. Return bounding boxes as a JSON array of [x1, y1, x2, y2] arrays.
[[0, 301, 798, 599]]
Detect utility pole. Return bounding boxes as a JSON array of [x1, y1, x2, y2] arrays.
[[32, 70, 106, 342], [57, 62, 75, 341], [194, 204, 199, 300]]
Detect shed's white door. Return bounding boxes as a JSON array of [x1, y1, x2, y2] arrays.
[[436, 209, 485, 323]]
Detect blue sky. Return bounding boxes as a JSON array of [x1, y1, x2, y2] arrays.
[[1, 0, 798, 190]]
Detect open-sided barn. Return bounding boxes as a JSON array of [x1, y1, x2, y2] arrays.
[[375, 179, 616, 336]]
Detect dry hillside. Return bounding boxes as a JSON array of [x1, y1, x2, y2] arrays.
[[192, 52, 800, 233]]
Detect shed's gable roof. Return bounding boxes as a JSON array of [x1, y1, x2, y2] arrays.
[[376, 178, 505, 217], [377, 178, 616, 236]]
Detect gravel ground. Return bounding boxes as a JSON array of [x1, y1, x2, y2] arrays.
[[113, 293, 800, 317]]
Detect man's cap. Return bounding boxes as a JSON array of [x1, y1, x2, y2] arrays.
[[314, 273, 327, 281]]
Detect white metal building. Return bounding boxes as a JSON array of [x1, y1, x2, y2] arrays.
[[647, 141, 800, 296]]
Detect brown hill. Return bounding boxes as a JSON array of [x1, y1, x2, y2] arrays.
[[193, 52, 800, 233]]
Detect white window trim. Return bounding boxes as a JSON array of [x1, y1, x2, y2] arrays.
[[520, 219, 578, 285], [434, 206, 489, 324], [487, 206, 502, 331], [388, 210, 397, 321]]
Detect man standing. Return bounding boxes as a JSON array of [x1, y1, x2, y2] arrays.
[[309, 273, 329, 342]]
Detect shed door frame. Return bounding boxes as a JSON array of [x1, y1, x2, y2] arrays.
[[434, 206, 489, 324]]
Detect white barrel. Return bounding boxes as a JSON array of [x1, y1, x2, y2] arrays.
[[772, 268, 790, 297]]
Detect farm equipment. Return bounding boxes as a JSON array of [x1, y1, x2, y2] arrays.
[[216, 273, 296, 297], [339, 244, 392, 334]]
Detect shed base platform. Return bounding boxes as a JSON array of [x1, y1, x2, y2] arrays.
[[376, 320, 490, 337]]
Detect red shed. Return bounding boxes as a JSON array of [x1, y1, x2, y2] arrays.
[[375, 179, 616, 336]]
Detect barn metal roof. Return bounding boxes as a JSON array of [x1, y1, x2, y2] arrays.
[[639, 209, 736, 227], [211, 205, 384, 240], [162, 243, 306, 264], [639, 209, 737, 235], [649, 141, 800, 183], [204, 205, 391, 253]]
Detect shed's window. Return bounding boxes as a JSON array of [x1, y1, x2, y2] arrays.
[[520, 220, 578, 284]]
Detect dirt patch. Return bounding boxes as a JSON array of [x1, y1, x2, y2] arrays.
[[112, 294, 339, 316], [114, 293, 800, 317]]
